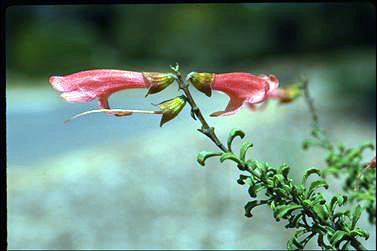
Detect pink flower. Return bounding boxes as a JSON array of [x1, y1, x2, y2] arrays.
[[49, 69, 176, 116], [187, 72, 279, 116]]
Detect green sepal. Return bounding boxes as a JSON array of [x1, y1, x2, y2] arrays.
[[158, 95, 187, 127], [186, 72, 214, 97], [227, 128, 245, 152], [143, 72, 177, 97], [196, 151, 222, 166]]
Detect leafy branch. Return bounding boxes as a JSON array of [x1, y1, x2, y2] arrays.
[[165, 67, 372, 250]]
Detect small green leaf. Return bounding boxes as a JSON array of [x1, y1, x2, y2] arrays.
[[273, 174, 285, 187], [220, 152, 241, 164], [244, 200, 267, 218], [227, 128, 245, 152], [329, 230, 347, 245], [274, 205, 303, 220], [239, 141, 253, 161], [317, 234, 332, 250], [302, 168, 321, 186], [285, 213, 303, 228], [237, 174, 249, 185], [313, 204, 329, 221], [306, 180, 329, 198], [196, 151, 221, 166], [248, 185, 257, 198], [281, 164, 290, 180], [350, 228, 369, 239], [351, 205, 362, 229], [287, 237, 304, 250]]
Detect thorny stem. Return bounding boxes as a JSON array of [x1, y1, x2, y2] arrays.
[[170, 64, 229, 152]]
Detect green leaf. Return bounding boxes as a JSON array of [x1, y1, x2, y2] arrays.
[[248, 185, 257, 198], [227, 128, 245, 152], [350, 228, 369, 239], [317, 234, 333, 250], [220, 152, 241, 164], [306, 180, 329, 198], [244, 200, 267, 218], [239, 141, 253, 161], [196, 151, 221, 166], [273, 174, 285, 187], [322, 167, 341, 177], [287, 237, 303, 250], [285, 213, 304, 228], [313, 204, 329, 221], [237, 174, 249, 185], [330, 193, 348, 212], [351, 205, 362, 229], [329, 230, 347, 245], [302, 168, 321, 186], [274, 205, 303, 221], [281, 164, 290, 180]]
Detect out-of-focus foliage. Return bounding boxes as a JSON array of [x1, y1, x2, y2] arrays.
[[6, 3, 375, 77]]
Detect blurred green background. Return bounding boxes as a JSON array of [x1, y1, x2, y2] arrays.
[[6, 3, 376, 250]]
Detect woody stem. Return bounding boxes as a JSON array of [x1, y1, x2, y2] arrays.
[[170, 64, 229, 152]]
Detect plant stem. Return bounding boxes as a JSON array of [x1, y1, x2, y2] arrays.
[[170, 64, 228, 152]]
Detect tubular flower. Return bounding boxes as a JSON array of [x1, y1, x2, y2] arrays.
[[186, 72, 279, 116], [49, 69, 176, 116]]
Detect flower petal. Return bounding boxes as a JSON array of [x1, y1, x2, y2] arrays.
[[210, 95, 245, 117]]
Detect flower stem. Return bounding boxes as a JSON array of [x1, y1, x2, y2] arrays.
[[170, 64, 229, 152]]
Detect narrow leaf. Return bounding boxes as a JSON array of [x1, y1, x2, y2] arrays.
[[329, 230, 347, 245], [196, 151, 221, 166], [351, 205, 363, 229], [274, 205, 303, 220], [239, 141, 253, 161], [244, 200, 267, 218], [302, 168, 321, 186], [220, 152, 241, 164], [307, 180, 329, 198], [227, 128, 245, 152]]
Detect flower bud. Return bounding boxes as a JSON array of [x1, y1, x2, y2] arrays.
[[186, 72, 214, 97], [276, 84, 303, 103], [143, 72, 177, 97], [157, 95, 187, 127]]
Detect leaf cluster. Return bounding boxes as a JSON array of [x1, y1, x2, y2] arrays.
[[303, 127, 376, 225], [197, 129, 371, 250]]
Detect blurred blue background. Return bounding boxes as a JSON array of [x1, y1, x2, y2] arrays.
[[6, 3, 376, 249]]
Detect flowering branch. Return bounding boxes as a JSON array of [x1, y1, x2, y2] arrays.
[[169, 63, 229, 152], [50, 64, 374, 250]]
